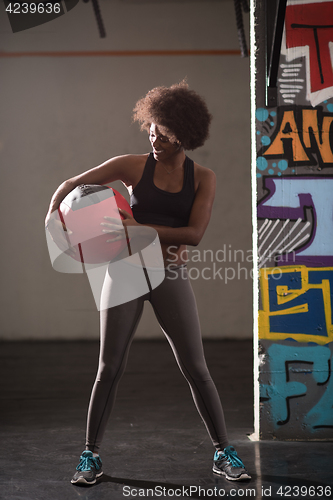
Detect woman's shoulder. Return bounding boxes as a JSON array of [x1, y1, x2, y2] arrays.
[[106, 153, 149, 186], [192, 161, 216, 191], [111, 153, 149, 167]]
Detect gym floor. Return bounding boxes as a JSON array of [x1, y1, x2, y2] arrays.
[[1, 340, 332, 500]]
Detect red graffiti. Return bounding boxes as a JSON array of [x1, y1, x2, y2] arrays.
[[285, 2, 333, 93]]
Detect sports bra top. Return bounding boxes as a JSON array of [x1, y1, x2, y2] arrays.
[[130, 152, 195, 228]]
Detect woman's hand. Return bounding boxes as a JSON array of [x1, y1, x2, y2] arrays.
[[101, 209, 140, 243], [118, 209, 139, 227], [45, 212, 77, 258]]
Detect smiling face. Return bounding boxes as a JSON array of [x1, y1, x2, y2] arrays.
[[149, 123, 181, 162]]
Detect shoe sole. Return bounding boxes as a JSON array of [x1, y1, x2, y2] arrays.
[[212, 465, 251, 481], [71, 471, 103, 485]]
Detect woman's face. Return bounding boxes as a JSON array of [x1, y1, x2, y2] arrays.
[[149, 123, 181, 161]]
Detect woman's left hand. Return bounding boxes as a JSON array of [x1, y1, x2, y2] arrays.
[[118, 209, 140, 227], [101, 209, 140, 242]]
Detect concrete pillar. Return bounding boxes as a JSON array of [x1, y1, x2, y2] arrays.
[[252, 0, 333, 440]]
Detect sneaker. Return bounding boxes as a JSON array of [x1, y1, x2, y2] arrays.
[[213, 446, 251, 481], [71, 450, 103, 485]]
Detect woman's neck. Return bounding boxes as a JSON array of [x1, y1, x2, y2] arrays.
[[156, 148, 186, 172]]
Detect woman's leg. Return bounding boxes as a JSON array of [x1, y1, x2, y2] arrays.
[[85, 297, 145, 452], [150, 266, 229, 451]]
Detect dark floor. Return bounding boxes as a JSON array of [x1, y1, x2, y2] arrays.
[[0, 340, 332, 500]]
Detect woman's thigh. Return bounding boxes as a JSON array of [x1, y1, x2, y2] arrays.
[[150, 266, 210, 378], [98, 297, 146, 379]]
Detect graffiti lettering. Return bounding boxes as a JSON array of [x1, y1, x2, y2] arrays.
[[261, 344, 332, 430], [256, 1, 333, 440], [261, 108, 333, 167], [259, 266, 333, 344], [257, 176, 333, 265], [305, 365, 333, 428], [283, 1, 333, 105]]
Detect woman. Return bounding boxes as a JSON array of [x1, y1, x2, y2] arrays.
[[45, 81, 250, 484]]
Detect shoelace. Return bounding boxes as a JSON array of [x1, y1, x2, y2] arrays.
[[218, 446, 245, 468], [76, 454, 100, 472]]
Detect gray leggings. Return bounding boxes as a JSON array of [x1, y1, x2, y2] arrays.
[[85, 266, 229, 452]]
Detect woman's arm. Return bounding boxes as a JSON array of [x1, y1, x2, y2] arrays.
[[45, 154, 142, 225]]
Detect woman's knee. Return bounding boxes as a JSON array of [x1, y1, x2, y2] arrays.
[[96, 360, 126, 384], [179, 359, 212, 383]]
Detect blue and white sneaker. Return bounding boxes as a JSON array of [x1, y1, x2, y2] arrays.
[[71, 450, 103, 485], [213, 446, 251, 481]]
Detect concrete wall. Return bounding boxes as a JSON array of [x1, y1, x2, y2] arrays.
[[254, 0, 333, 439], [0, 0, 252, 340]]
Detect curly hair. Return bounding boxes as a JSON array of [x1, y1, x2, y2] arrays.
[[132, 81, 212, 150]]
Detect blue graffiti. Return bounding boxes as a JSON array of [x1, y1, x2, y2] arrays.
[[261, 344, 332, 429], [305, 374, 333, 428], [266, 268, 333, 340], [256, 108, 269, 121]]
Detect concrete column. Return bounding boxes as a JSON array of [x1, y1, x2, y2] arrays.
[[252, 0, 333, 440]]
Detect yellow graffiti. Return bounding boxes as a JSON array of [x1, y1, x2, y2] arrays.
[[259, 265, 333, 345], [263, 109, 333, 164]]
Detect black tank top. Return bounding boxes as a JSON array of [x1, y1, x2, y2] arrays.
[[130, 153, 195, 228]]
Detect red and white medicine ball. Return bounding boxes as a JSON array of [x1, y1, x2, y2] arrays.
[[58, 184, 132, 264]]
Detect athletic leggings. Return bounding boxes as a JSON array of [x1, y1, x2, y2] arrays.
[[85, 265, 229, 452]]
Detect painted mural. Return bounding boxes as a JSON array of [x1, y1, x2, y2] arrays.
[[256, 0, 333, 439]]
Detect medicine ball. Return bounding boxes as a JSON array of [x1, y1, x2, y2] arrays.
[[58, 184, 132, 264]]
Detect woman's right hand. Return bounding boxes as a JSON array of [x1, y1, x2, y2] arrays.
[[45, 212, 76, 258]]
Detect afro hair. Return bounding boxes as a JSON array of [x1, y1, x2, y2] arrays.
[[132, 81, 212, 150]]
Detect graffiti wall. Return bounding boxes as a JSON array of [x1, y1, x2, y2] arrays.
[[256, 0, 333, 439]]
